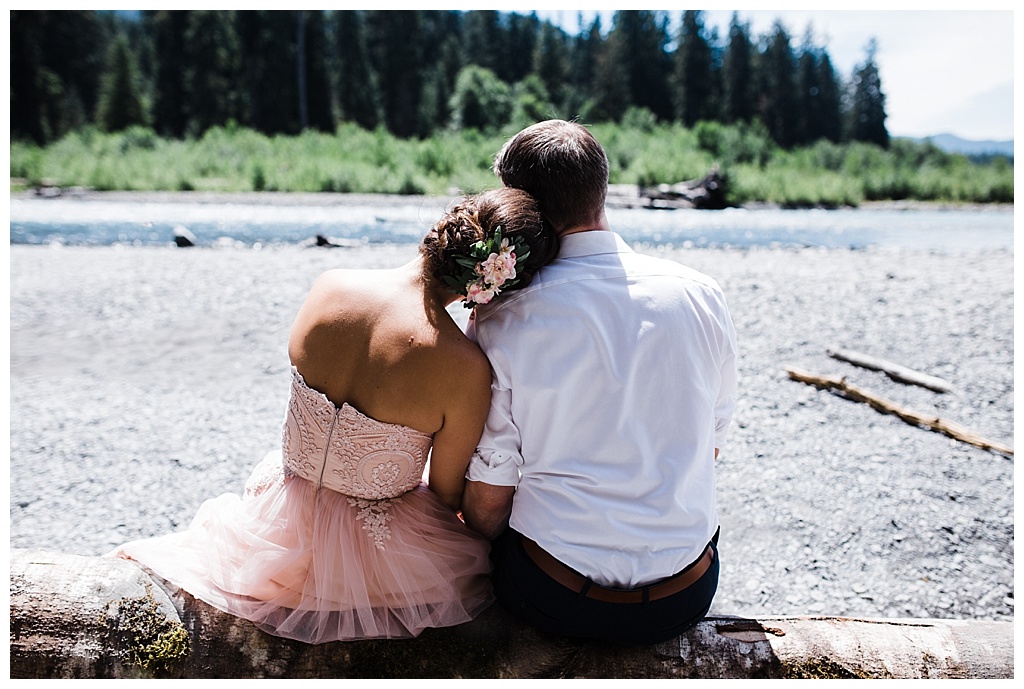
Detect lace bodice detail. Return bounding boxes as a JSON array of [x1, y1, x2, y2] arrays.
[[282, 367, 433, 500]]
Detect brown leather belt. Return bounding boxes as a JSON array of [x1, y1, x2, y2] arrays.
[[519, 536, 715, 604]]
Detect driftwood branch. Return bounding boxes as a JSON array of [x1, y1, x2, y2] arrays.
[[9, 549, 1014, 679], [785, 366, 1012, 458], [827, 347, 953, 393]]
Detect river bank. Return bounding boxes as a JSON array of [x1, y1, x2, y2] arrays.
[[10, 186, 1015, 213], [10, 190, 1014, 255], [9, 238, 1013, 623]]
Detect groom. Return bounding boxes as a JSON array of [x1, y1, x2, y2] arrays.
[[462, 120, 738, 645]]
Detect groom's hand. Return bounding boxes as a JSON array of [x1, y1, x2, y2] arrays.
[[462, 480, 515, 540]]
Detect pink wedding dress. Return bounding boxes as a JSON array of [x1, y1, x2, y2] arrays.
[[111, 367, 494, 643]]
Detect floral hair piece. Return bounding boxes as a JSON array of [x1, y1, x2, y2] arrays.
[[443, 226, 530, 308]]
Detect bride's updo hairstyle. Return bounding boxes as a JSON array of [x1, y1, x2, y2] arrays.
[[421, 188, 558, 305]]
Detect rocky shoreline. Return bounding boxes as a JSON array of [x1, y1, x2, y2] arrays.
[[9, 239, 1014, 623], [11, 186, 1014, 213]]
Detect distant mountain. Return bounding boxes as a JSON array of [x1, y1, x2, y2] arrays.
[[907, 133, 1013, 158]]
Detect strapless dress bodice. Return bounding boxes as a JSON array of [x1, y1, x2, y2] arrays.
[[282, 367, 433, 500]]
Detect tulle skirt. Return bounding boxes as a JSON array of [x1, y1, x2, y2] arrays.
[[110, 451, 494, 643]]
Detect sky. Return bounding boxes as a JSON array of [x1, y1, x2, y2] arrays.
[[529, 7, 1015, 142]]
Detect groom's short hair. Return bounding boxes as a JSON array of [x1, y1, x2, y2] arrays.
[[493, 120, 609, 235]]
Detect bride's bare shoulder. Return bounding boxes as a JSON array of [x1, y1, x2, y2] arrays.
[[289, 270, 374, 362], [307, 267, 375, 294], [434, 323, 491, 393], [299, 268, 395, 316]]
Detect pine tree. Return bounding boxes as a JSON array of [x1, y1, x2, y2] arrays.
[[706, 24, 725, 123], [95, 33, 147, 131], [505, 12, 541, 85], [846, 38, 889, 148], [673, 10, 715, 127], [302, 10, 334, 132], [233, 10, 332, 135], [44, 11, 108, 130], [11, 10, 109, 143], [815, 52, 844, 143], [758, 20, 799, 148], [10, 11, 48, 143], [296, 11, 310, 129], [236, 11, 298, 134], [144, 10, 190, 138], [462, 10, 504, 78], [415, 11, 464, 134], [590, 15, 630, 122], [795, 27, 821, 146], [533, 22, 570, 110], [795, 27, 844, 145], [118, 13, 156, 103], [607, 11, 672, 121], [331, 10, 382, 130], [564, 15, 603, 121], [182, 10, 241, 135], [653, 11, 677, 120], [364, 10, 426, 138], [721, 13, 755, 125]]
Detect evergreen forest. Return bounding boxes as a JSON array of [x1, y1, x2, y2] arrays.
[[9, 9, 1013, 206]]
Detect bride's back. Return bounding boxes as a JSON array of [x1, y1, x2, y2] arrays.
[[287, 263, 489, 437]]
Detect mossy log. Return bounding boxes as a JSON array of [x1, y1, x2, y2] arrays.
[[9, 549, 1013, 679]]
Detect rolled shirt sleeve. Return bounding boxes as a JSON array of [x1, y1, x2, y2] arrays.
[[465, 313, 523, 487], [466, 379, 523, 486]]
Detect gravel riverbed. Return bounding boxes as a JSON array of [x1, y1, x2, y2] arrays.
[[8, 237, 1014, 623]]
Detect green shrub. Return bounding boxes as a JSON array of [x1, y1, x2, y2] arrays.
[[117, 125, 159, 152], [251, 164, 266, 191], [621, 106, 658, 133], [449, 65, 513, 133], [8, 122, 1012, 205]]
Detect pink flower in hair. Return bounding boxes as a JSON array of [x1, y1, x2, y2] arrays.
[[447, 227, 531, 309], [478, 240, 518, 287], [466, 279, 499, 305]]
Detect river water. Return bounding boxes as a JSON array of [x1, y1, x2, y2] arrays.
[[8, 197, 1014, 251]]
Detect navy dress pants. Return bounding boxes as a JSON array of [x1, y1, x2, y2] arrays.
[[490, 528, 720, 646]]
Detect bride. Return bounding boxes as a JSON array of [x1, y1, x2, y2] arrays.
[[110, 187, 558, 643]]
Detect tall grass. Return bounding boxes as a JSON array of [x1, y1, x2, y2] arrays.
[[9, 122, 1013, 206]]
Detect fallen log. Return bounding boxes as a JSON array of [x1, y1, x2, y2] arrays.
[[785, 366, 1012, 457], [827, 347, 953, 393], [638, 167, 731, 210], [9, 549, 1014, 679]]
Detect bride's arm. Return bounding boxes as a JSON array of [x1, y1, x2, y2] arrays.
[[426, 354, 492, 512]]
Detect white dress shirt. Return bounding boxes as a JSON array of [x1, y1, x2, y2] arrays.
[[467, 231, 738, 588]]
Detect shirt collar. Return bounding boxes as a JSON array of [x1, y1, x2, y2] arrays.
[[556, 230, 633, 259]]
